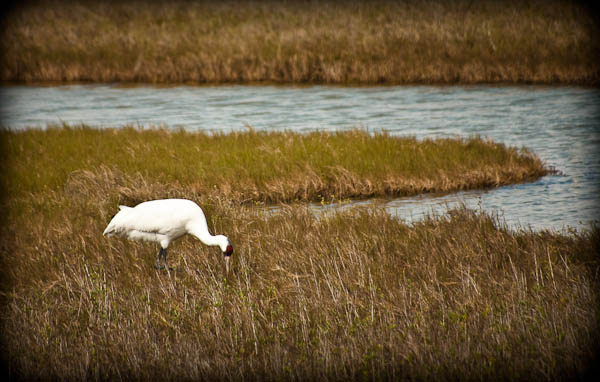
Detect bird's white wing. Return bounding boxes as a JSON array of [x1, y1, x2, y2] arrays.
[[103, 199, 199, 238]]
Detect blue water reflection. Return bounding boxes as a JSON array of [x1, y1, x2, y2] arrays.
[[1, 84, 598, 231]]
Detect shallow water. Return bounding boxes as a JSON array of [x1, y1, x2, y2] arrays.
[[1, 84, 599, 231]]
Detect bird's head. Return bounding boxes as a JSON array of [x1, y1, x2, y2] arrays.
[[216, 235, 233, 273]]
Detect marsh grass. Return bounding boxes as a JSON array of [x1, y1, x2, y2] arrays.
[[0, 125, 550, 203], [1, 182, 598, 379], [0, 126, 597, 379], [2, 0, 598, 84]]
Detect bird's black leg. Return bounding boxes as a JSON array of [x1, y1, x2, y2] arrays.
[[162, 248, 168, 269], [154, 249, 162, 269], [155, 248, 167, 270]]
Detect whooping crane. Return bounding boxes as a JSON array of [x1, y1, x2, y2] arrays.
[[103, 199, 233, 272]]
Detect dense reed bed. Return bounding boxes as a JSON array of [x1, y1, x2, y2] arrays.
[[2, 0, 598, 85], [1, 183, 598, 380], [0, 126, 597, 379], [0, 126, 550, 203]]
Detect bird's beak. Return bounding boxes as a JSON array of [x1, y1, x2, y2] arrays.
[[224, 256, 231, 274], [223, 245, 233, 274]]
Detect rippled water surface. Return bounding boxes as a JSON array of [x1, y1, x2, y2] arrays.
[[1, 84, 599, 231]]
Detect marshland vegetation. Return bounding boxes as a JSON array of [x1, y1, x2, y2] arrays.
[[0, 126, 550, 202], [0, 127, 598, 379], [2, 0, 598, 85], [1, 1, 598, 377]]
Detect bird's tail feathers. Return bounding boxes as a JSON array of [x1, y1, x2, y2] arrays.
[[103, 205, 132, 236]]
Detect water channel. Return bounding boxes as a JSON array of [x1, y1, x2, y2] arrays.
[[1, 84, 599, 232]]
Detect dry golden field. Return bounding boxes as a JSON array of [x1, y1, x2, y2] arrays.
[[1, 0, 598, 84]]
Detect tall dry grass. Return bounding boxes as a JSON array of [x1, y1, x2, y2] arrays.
[[0, 169, 598, 379], [1, 0, 598, 84]]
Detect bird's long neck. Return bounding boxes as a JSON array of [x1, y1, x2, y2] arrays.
[[188, 221, 221, 247]]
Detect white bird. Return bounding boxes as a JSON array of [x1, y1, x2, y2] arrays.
[[103, 198, 233, 272]]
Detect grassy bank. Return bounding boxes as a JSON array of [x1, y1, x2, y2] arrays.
[[0, 126, 550, 203], [1, 0, 598, 85]]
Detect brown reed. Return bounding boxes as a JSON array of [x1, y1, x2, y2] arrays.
[[1, 0, 598, 85], [0, 185, 598, 380]]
